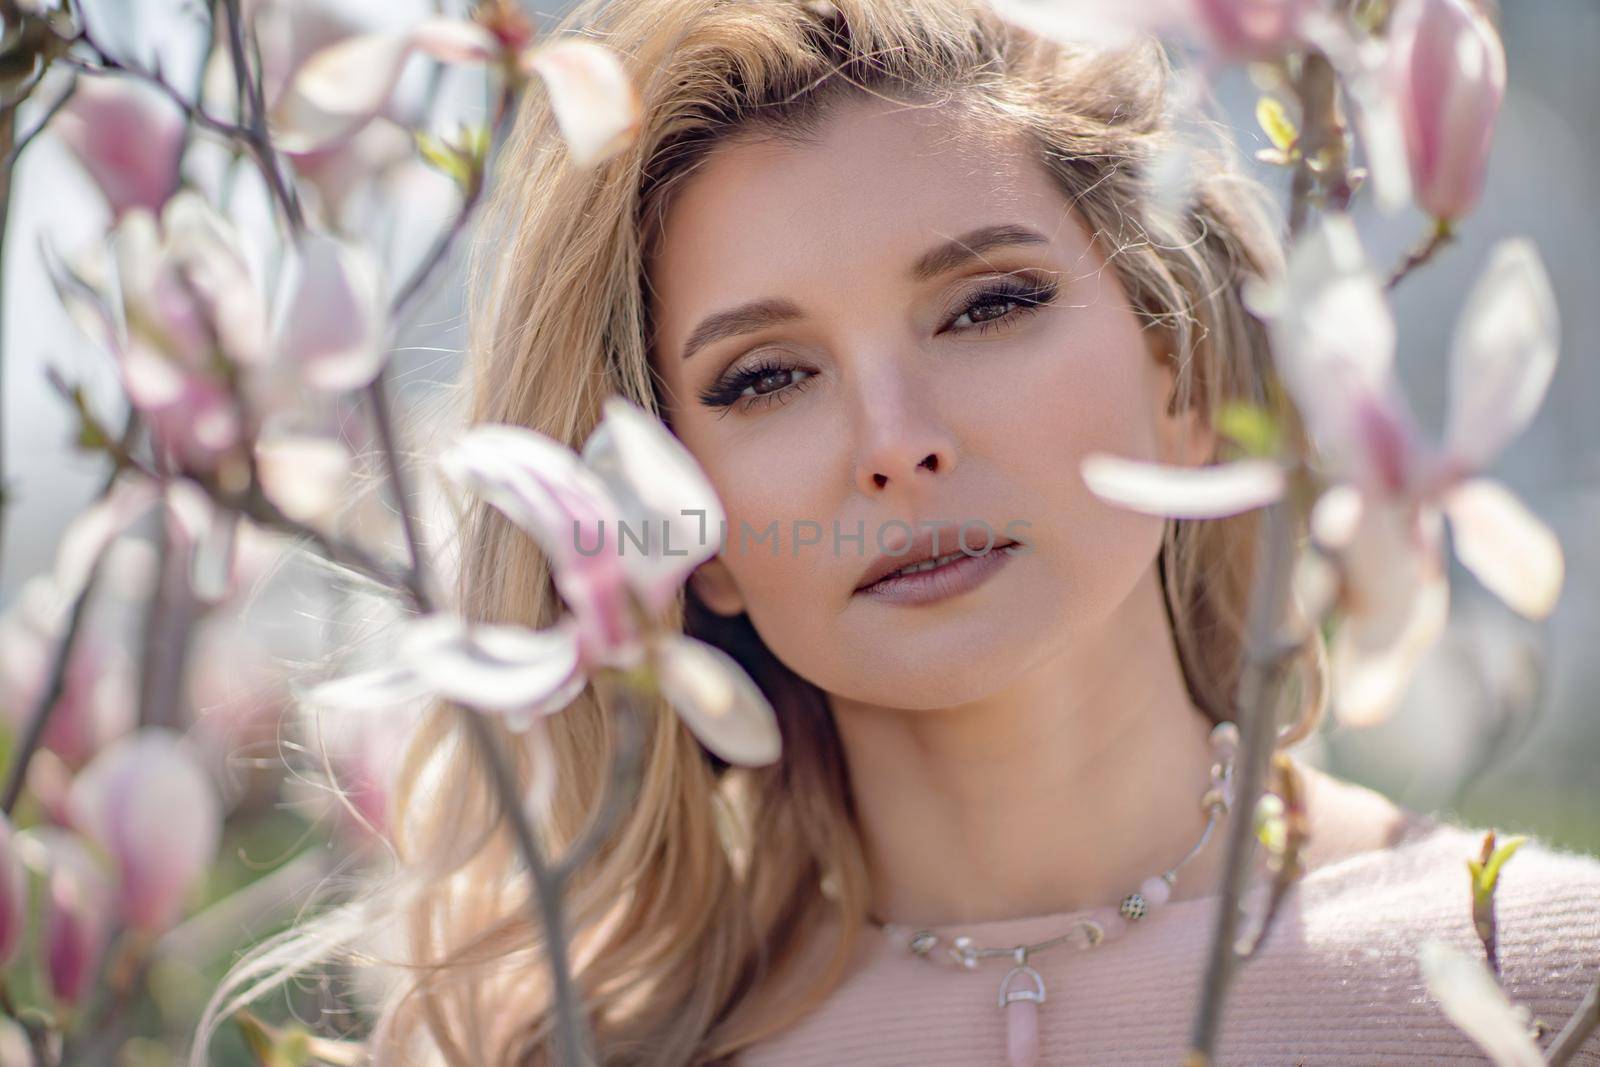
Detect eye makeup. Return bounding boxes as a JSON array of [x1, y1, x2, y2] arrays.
[[695, 272, 1061, 414]]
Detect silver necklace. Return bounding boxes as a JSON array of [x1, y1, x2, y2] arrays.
[[870, 720, 1239, 1067]]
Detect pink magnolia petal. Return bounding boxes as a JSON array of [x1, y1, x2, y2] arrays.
[[1442, 478, 1563, 620], [67, 729, 221, 933], [54, 476, 161, 597], [1190, 0, 1316, 60], [1444, 240, 1559, 469], [581, 397, 726, 611], [654, 635, 781, 767], [0, 817, 27, 968], [522, 39, 643, 169], [28, 829, 114, 1007], [1328, 503, 1449, 727], [160, 193, 268, 367], [272, 30, 417, 153], [402, 615, 586, 719], [439, 426, 638, 650], [274, 232, 386, 391], [54, 77, 184, 218], [410, 17, 500, 64], [1391, 0, 1506, 221], [1080, 454, 1286, 518], [1246, 215, 1414, 482], [1418, 941, 1543, 1067]]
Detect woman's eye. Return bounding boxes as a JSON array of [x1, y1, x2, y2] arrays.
[[695, 276, 1058, 414], [946, 277, 1059, 332], [697, 362, 815, 412]]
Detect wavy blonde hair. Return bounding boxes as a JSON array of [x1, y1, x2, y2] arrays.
[[197, 0, 1324, 1063]]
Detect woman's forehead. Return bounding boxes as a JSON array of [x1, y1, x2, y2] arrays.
[[644, 99, 1080, 355]]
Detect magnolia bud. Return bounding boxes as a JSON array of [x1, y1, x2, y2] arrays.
[[1390, 0, 1507, 220], [67, 729, 222, 933]]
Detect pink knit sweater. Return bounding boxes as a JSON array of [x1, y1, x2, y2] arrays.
[[738, 818, 1600, 1065]]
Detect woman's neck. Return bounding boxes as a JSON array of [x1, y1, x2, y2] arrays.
[[830, 566, 1239, 928]]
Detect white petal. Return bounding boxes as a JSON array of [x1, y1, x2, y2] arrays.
[[1310, 483, 1365, 550], [54, 477, 160, 598], [1443, 478, 1563, 619], [254, 435, 351, 523], [274, 232, 386, 392], [439, 424, 617, 555], [305, 663, 432, 711], [272, 31, 415, 153], [410, 17, 499, 64], [1246, 215, 1407, 477], [1418, 940, 1544, 1067], [654, 635, 781, 767], [1444, 240, 1559, 468], [979, 0, 1181, 46], [522, 39, 643, 169], [1080, 455, 1285, 518], [582, 397, 726, 608], [403, 615, 586, 717], [1328, 504, 1449, 727]]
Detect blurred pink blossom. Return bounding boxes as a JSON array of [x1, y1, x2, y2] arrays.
[[0, 816, 27, 969], [25, 829, 115, 1008], [310, 398, 782, 771], [54, 77, 185, 220], [1389, 0, 1506, 220], [1080, 215, 1562, 726], [67, 729, 222, 934]]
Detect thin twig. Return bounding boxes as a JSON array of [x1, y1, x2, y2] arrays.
[[0, 547, 105, 815], [1386, 217, 1455, 292], [460, 710, 597, 1067], [1545, 972, 1600, 1066], [554, 686, 647, 882], [1185, 502, 1301, 1064], [3, 75, 76, 170], [364, 370, 430, 608]]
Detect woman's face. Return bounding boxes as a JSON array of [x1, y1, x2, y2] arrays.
[[646, 96, 1213, 710]]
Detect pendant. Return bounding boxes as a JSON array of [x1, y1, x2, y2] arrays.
[[998, 947, 1045, 1067]]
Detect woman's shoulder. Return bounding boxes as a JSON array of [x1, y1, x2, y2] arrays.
[[1281, 776, 1600, 1062]]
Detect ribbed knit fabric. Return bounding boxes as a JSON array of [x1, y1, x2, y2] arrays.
[[738, 818, 1600, 1065]]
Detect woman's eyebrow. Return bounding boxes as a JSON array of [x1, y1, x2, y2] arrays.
[[679, 222, 1051, 363]]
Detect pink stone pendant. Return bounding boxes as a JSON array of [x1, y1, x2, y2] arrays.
[[998, 960, 1045, 1067]]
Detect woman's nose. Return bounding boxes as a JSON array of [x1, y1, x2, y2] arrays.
[[852, 371, 959, 497]]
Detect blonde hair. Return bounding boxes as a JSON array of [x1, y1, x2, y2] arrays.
[[197, 1, 1324, 1063]]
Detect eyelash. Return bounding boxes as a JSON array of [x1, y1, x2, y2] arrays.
[[695, 275, 1061, 413]]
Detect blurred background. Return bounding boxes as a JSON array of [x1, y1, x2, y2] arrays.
[[1, 0, 1597, 1059]]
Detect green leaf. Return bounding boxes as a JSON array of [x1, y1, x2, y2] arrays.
[[1473, 834, 1527, 903], [1214, 402, 1280, 457], [1256, 96, 1298, 153], [1254, 792, 1286, 853]]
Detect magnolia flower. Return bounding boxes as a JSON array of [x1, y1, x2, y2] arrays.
[[309, 397, 782, 769], [981, 0, 1319, 61], [1418, 940, 1543, 1066], [1389, 0, 1506, 221], [274, 19, 642, 168], [67, 729, 222, 933], [0, 816, 26, 969], [54, 76, 185, 219], [21, 829, 115, 1008], [269, 231, 385, 393], [0, 578, 138, 769], [1081, 215, 1562, 726]]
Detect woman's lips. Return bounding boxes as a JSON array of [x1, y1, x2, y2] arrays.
[[852, 541, 1024, 605]]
